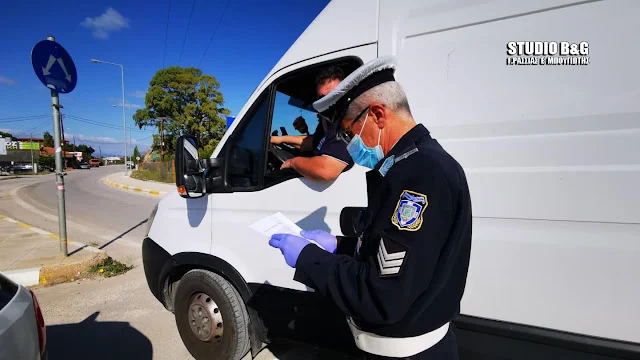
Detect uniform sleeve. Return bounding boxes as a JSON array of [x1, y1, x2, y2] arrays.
[[318, 138, 354, 170], [294, 163, 454, 325]]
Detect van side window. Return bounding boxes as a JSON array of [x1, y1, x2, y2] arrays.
[[227, 96, 269, 188]]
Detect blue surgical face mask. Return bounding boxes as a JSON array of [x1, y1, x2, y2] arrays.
[[346, 112, 384, 169]]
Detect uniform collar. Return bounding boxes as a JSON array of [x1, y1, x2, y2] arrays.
[[373, 124, 430, 172], [388, 124, 430, 157]]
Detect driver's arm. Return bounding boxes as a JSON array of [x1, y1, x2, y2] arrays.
[[271, 135, 307, 150], [283, 156, 347, 182]]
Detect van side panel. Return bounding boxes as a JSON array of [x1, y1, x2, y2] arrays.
[[209, 45, 376, 291], [379, 0, 640, 344]]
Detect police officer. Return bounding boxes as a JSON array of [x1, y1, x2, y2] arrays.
[[268, 56, 472, 359]]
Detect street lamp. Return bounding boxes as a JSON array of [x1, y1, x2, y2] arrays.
[[91, 58, 128, 175], [113, 104, 133, 165]]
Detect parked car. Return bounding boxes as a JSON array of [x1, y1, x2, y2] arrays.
[[79, 162, 91, 169], [0, 273, 47, 359], [89, 159, 101, 167]]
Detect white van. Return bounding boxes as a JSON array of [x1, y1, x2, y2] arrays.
[[142, 1, 640, 359]]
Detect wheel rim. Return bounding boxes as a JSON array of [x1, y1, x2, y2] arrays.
[[188, 292, 224, 342]]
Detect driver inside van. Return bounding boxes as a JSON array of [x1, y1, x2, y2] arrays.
[[270, 66, 354, 182]]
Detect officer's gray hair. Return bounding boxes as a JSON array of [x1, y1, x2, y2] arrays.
[[345, 81, 412, 119]]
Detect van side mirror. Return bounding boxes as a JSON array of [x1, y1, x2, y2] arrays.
[[340, 207, 367, 237], [175, 136, 225, 198]]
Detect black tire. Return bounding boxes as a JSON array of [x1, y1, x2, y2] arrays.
[[174, 269, 250, 360]]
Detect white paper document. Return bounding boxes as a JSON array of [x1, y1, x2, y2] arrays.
[[250, 212, 303, 238], [250, 212, 327, 251]]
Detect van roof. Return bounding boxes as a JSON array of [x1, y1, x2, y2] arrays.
[[262, 0, 378, 86]]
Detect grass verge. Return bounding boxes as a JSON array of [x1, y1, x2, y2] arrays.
[[88, 257, 134, 278], [130, 168, 173, 183]]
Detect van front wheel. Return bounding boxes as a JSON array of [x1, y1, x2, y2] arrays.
[[174, 269, 250, 360]]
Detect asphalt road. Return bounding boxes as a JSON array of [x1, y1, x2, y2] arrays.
[[1, 166, 155, 265], [0, 168, 354, 360]]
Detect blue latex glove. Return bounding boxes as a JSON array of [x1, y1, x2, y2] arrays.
[[300, 229, 337, 254], [269, 234, 312, 268]]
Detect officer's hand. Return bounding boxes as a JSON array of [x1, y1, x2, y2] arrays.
[[268, 234, 311, 268], [300, 230, 337, 254]]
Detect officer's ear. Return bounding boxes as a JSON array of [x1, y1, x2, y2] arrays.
[[370, 103, 387, 130]]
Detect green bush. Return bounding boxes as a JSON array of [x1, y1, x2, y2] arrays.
[[38, 155, 56, 169], [130, 168, 173, 183]]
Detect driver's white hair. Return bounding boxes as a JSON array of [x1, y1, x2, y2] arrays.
[[345, 81, 412, 119]]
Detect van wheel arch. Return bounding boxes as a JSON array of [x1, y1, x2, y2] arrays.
[[162, 252, 267, 356]]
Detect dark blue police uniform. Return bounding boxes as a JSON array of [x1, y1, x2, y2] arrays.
[[294, 124, 472, 359], [312, 117, 355, 171]]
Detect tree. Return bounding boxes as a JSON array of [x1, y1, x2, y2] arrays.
[[43, 131, 54, 147], [76, 144, 95, 161], [133, 66, 229, 158], [132, 146, 141, 164], [0, 131, 13, 138]]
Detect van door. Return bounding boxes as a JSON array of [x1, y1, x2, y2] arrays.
[[378, 0, 640, 348], [207, 46, 376, 348]]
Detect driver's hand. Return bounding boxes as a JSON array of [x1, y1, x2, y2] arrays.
[[271, 136, 283, 145], [281, 159, 293, 170]]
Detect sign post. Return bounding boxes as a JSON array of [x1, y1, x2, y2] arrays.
[[31, 36, 77, 257]]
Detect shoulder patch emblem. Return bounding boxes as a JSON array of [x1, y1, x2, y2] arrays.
[[378, 155, 395, 177], [391, 190, 428, 231], [317, 136, 327, 151]]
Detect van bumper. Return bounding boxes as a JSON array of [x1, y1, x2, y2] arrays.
[[142, 237, 171, 306]]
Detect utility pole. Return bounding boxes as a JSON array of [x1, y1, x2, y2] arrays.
[[160, 119, 164, 160], [48, 37, 68, 257], [30, 132, 35, 174]]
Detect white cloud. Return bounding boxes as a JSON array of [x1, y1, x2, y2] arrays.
[[0, 128, 28, 137], [81, 8, 130, 39], [0, 75, 17, 86], [108, 98, 142, 108], [67, 133, 124, 144], [130, 90, 146, 98]]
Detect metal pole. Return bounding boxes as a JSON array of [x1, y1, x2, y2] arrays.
[[30, 133, 35, 174], [128, 105, 132, 167], [120, 65, 127, 176], [48, 35, 68, 257]]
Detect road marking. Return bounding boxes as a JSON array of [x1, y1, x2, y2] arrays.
[[100, 176, 169, 197], [0, 214, 107, 258], [17, 222, 33, 229]]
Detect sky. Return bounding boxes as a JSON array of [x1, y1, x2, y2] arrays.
[[0, 0, 330, 156]]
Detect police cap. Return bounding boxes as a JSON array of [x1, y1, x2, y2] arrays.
[[313, 56, 397, 125]]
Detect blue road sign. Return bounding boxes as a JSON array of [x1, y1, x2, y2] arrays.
[[31, 39, 77, 94]]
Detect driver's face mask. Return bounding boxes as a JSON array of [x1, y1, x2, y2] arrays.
[[345, 111, 384, 169]]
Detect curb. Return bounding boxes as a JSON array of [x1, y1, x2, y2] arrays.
[[39, 252, 108, 286], [0, 214, 106, 286], [0, 175, 19, 181], [101, 176, 169, 197]]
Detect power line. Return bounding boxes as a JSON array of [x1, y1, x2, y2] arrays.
[[162, 0, 172, 69], [25, 119, 51, 134], [63, 114, 155, 133], [178, 0, 197, 65], [0, 115, 50, 124], [198, 0, 231, 68]]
